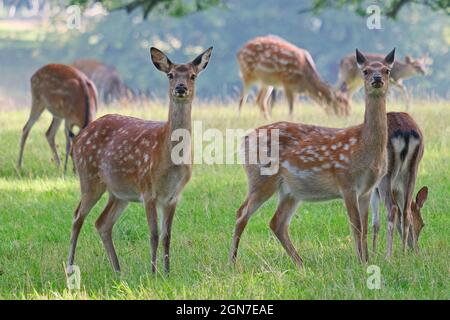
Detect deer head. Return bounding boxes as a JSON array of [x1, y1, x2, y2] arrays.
[[405, 55, 432, 76], [356, 48, 395, 97], [150, 47, 213, 103], [409, 186, 428, 250]]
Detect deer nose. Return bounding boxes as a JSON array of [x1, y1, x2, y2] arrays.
[[371, 74, 384, 88], [373, 75, 382, 82], [175, 84, 187, 96]]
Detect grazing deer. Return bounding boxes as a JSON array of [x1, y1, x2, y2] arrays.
[[337, 53, 431, 110], [371, 112, 428, 257], [237, 35, 349, 119], [72, 59, 135, 105], [17, 64, 97, 173], [66, 47, 212, 274], [230, 49, 395, 268]]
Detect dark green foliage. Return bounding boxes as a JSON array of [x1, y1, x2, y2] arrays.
[[299, 0, 450, 19], [70, 0, 225, 18]]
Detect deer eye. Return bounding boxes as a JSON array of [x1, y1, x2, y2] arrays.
[[363, 70, 369, 76], [385, 69, 390, 75], [167, 73, 174, 79], [190, 74, 197, 80]]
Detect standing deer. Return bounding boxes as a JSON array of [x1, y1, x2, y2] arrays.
[[72, 59, 135, 105], [237, 35, 350, 119], [230, 49, 395, 268], [66, 46, 212, 274], [371, 112, 428, 257], [337, 53, 432, 110], [17, 64, 97, 173]]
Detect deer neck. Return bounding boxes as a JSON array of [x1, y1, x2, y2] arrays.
[[361, 92, 387, 158], [162, 98, 193, 162], [304, 70, 335, 106], [392, 62, 415, 80]]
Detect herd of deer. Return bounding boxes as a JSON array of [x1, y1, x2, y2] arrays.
[[15, 35, 430, 274]]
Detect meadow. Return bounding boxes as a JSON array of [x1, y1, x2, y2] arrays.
[[0, 100, 448, 299]]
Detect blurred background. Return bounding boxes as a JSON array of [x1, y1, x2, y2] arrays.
[[0, 0, 448, 106]]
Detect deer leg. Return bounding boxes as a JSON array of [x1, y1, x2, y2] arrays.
[[358, 193, 371, 262], [238, 82, 251, 115], [67, 185, 105, 272], [370, 189, 381, 252], [45, 117, 63, 168], [269, 194, 302, 269], [63, 122, 74, 175], [230, 191, 272, 264], [342, 190, 364, 262], [17, 99, 44, 169], [384, 190, 399, 259], [400, 198, 413, 254], [257, 86, 271, 119], [285, 89, 295, 116], [396, 81, 411, 110], [143, 196, 158, 273], [262, 86, 274, 119], [95, 196, 128, 272], [161, 202, 177, 274]]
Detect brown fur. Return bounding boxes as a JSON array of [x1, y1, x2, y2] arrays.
[[66, 47, 212, 274], [337, 53, 431, 110], [237, 35, 350, 118], [230, 49, 395, 268], [17, 63, 97, 173], [371, 112, 427, 256], [72, 59, 134, 104]]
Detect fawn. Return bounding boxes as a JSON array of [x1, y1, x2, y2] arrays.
[[230, 49, 395, 268], [371, 112, 428, 256], [67, 46, 212, 274], [18, 64, 97, 173]]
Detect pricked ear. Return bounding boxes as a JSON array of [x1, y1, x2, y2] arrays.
[[416, 186, 428, 208], [384, 48, 396, 68], [191, 46, 213, 74], [356, 49, 367, 69], [150, 47, 172, 73]]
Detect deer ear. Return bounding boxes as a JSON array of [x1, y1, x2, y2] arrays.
[[384, 48, 395, 68], [191, 46, 213, 74], [150, 47, 173, 73], [356, 49, 367, 69], [416, 186, 428, 208]]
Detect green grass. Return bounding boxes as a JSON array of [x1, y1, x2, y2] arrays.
[[0, 101, 449, 299]]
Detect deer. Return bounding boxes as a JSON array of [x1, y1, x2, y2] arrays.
[[371, 112, 428, 257], [66, 46, 213, 274], [237, 35, 350, 119], [230, 49, 395, 268], [17, 64, 98, 174], [72, 59, 135, 105], [337, 53, 432, 110]]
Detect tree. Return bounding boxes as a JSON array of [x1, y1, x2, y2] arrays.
[[299, 0, 450, 19], [71, 0, 224, 18]]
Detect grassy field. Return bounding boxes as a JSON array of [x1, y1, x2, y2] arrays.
[[0, 100, 449, 299]]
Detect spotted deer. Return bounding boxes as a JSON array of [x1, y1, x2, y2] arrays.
[[17, 64, 97, 173], [371, 112, 428, 257], [66, 47, 212, 274], [237, 35, 350, 119], [230, 49, 395, 268], [337, 53, 432, 110]]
